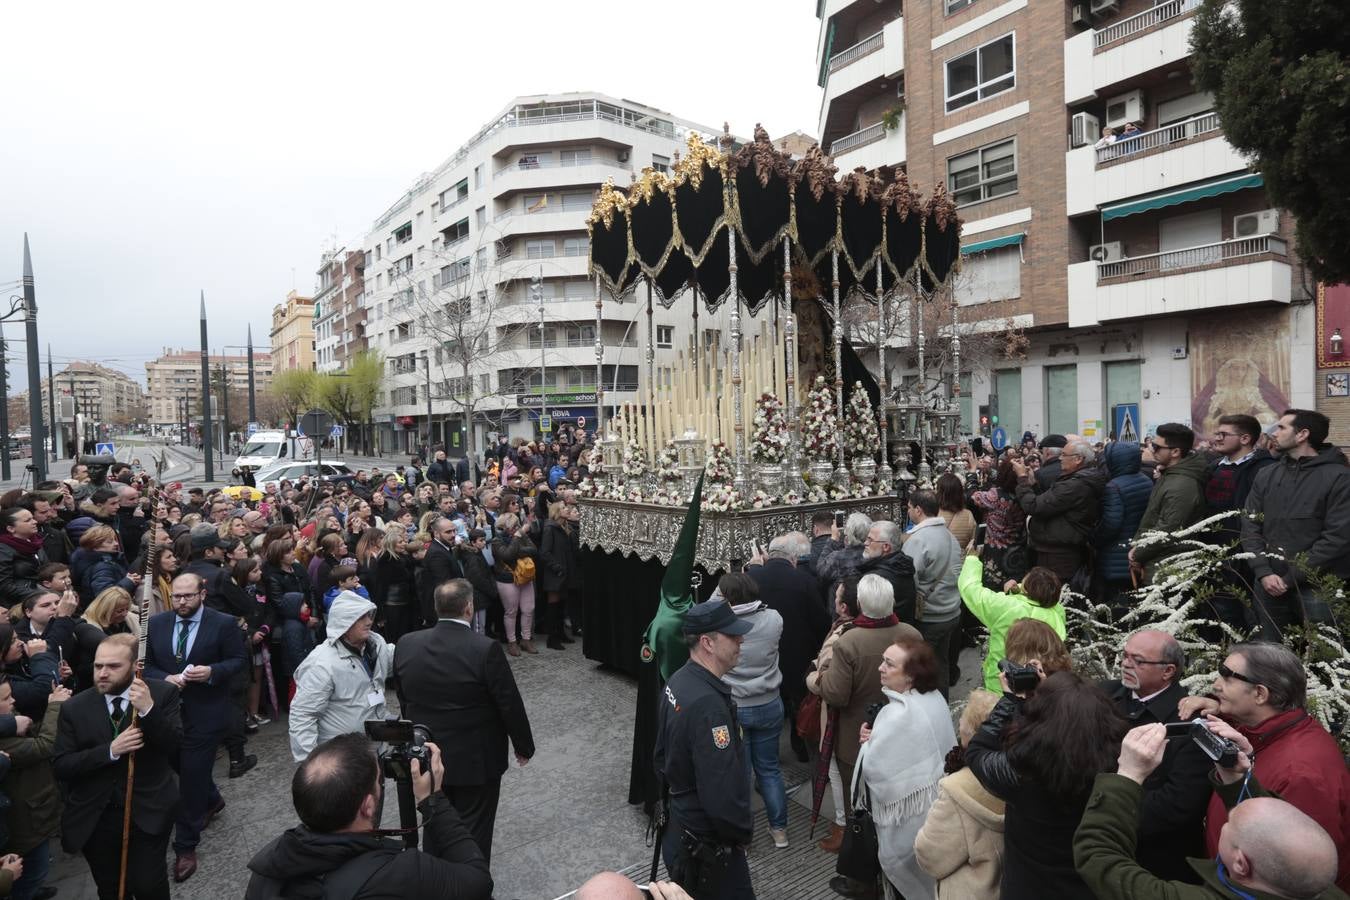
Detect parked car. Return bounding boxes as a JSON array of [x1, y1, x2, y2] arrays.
[[253, 460, 355, 493]]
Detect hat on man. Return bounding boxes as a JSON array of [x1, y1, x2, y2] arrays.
[[682, 599, 753, 637], [1039, 434, 1068, 450], [189, 524, 231, 552]]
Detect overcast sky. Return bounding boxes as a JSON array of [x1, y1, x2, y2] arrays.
[[0, 1, 822, 392]]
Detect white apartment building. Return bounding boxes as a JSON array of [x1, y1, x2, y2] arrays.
[[361, 92, 733, 457], [816, 0, 1316, 443], [314, 251, 343, 373]]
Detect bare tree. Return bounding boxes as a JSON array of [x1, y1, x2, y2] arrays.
[[388, 217, 592, 455]]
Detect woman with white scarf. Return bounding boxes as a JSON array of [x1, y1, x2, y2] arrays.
[[851, 637, 957, 900]]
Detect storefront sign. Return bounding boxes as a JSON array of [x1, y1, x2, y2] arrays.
[[517, 391, 597, 407]]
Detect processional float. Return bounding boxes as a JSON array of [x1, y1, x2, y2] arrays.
[[578, 126, 966, 572]]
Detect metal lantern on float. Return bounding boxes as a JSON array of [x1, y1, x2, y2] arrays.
[[599, 431, 624, 472], [893, 387, 924, 444], [674, 428, 706, 499]]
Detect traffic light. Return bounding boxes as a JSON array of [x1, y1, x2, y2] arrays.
[[978, 404, 991, 435]]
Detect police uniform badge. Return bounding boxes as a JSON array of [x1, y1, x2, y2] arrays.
[[711, 724, 731, 750]]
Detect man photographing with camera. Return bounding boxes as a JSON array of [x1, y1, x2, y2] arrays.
[[1075, 718, 1345, 900], [244, 732, 493, 899]]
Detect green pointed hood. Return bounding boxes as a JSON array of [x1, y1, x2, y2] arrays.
[[641, 473, 703, 680]]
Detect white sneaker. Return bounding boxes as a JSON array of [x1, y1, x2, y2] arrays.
[[770, 827, 788, 849]]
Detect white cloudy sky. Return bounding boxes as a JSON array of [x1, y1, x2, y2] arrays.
[[0, 1, 822, 391]]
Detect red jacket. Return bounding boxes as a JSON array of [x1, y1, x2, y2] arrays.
[[1205, 708, 1350, 891]]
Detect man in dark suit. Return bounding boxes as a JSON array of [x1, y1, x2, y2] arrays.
[[747, 532, 831, 763], [53, 633, 182, 900], [395, 578, 534, 864], [419, 516, 463, 626], [1100, 628, 1212, 883], [143, 572, 248, 883]]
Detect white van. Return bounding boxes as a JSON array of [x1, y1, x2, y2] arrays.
[[235, 430, 308, 473]]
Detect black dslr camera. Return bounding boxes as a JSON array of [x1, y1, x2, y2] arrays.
[[364, 718, 434, 849], [365, 718, 432, 782], [1165, 719, 1241, 768], [997, 658, 1042, 694]]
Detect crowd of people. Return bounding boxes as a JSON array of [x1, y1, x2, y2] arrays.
[[0, 431, 602, 899], [654, 408, 1350, 900]]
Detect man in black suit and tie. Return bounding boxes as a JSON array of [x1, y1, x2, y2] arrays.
[[53, 633, 182, 900], [395, 578, 534, 864], [1100, 628, 1212, 882], [143, 571, 248, 883], [419, 516, 464, 626]]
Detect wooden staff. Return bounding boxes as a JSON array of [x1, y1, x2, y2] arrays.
[[119, 539, 157, 900]]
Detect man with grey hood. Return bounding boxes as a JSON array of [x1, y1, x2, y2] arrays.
[[718, 572, 791, 850], [288, 590, 396, 762]]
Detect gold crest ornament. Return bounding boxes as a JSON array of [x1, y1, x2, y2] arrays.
[[711, 725, 731, 750]]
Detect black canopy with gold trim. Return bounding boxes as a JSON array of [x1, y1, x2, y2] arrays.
[[587, 126, 962, 312]]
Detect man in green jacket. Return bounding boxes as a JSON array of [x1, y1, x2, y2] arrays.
[[1075, 718, 1346, 900], [1130, 423, 1211, 580]]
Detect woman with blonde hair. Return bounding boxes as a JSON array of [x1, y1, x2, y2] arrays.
[[492, 512, 539, 656], [1002, 619, 1072, 675], [371, 527, 416, 644], [68, 586, 134, 691], [915, 689, 1006, 898], [218, 513, 249, 541], [538, 500, 580, 650]]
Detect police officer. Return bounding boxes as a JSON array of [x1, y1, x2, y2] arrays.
[[654, 599, 756, 899]]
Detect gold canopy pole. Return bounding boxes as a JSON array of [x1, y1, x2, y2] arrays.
[[730, 226, 748, 494], [594, 273, 605, 439], [876, 263, 894, 492], [832, 248, 848, 489], [783, 236, 803, 493]]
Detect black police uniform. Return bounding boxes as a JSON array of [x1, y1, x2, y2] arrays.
[[655, 658, 756, 899]]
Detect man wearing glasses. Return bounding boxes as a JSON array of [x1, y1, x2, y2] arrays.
[[144, 572, 248, 884], [1099, 630, 1211, 881], [1202, 414, 1277, 632], [1179, 642, 1350, 892], [1128, 423, 1209, 582]]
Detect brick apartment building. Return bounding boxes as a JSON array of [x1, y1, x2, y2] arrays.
[[816, 0, 1318, 443]]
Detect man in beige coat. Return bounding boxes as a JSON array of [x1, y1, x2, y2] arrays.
[[816, 573, 919, 801]]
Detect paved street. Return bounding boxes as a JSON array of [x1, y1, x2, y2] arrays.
[[42, 632, 981, 899]]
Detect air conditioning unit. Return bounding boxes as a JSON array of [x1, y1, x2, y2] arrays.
[[1234, 209, 1280, 238], [1090, 242, 1124, 263], [1071, 111, 1101, 148], [1105, 89, 1146, 129], [617, 149, 630, 163], [1090, 0, 1120, 14], [1071, 3, 1090, 26]]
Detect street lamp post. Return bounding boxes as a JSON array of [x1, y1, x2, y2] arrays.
[[0, 333, 10, 481], [533, 271, 547, 438], [21, 236, 46, 483], [199, 292, 214, 482], [47, 345, 56, 463], [246, 324, 257, 424]]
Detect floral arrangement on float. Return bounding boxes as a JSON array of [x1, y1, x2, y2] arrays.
[[842, 382, 879, 460], [801, 376, 840, 464], [702, 440, 742, 512], [749, 392, 789, 464], [648, 441, 686, 506]]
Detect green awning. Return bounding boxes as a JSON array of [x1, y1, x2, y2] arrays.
[[1101, 173, 1263, 221], [961, 232, 1025, 255]]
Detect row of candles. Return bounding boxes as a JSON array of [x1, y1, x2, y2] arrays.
[[612, 318, 803, 461]]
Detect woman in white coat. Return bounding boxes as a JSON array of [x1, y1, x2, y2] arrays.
[[851, 637, 957, 900]]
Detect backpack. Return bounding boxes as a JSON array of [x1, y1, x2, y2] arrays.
[[513, 557, 536, 585]]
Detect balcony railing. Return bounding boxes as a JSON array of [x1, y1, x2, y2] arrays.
[[492, 157, 629, 179], [1096, 111, 1220, 164], [828, 30, 884, 73], [1095, 0, 1200, 49], [1096, 235, 1286, 280], [830, 122, 886, 156]]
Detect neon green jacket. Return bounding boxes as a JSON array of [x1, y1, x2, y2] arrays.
[[957, 555, 1066, 692]]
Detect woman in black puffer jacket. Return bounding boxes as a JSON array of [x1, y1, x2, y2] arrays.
[[261, 538, 316, 710], [537, 501, 580, 650], [370, 529, 417, 645]]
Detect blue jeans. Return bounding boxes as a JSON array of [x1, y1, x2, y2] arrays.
[[10, 839, 50, 900], [737, 697, 788, 830]]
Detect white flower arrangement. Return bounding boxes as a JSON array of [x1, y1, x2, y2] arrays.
[[654, 441, 682, 484], [750, 392, 789, 464], [1059, 510, 1350, 752], [704, 440, 736, 485], [621, 437, 649, 482], [801, 376, 839, 463], [703, 482, 743, 512], [842, 382, 880, 460]]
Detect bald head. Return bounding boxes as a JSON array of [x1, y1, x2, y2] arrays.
[[1223, 798, 1338, 898], [576, 872, 644, 900]]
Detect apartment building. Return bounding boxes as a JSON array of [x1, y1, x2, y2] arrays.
[[270, 290, 317, 373], [144, 349, 274, 427], [361, 92, 731, 456], [313, 250, 367, 372], [816, 0, 1315, 442], [38, 361, 145, 427]]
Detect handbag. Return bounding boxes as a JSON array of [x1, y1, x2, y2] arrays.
[[795, 692, 822, 744], [836, 744, 881, 883], [513, 557, 536, 585]]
